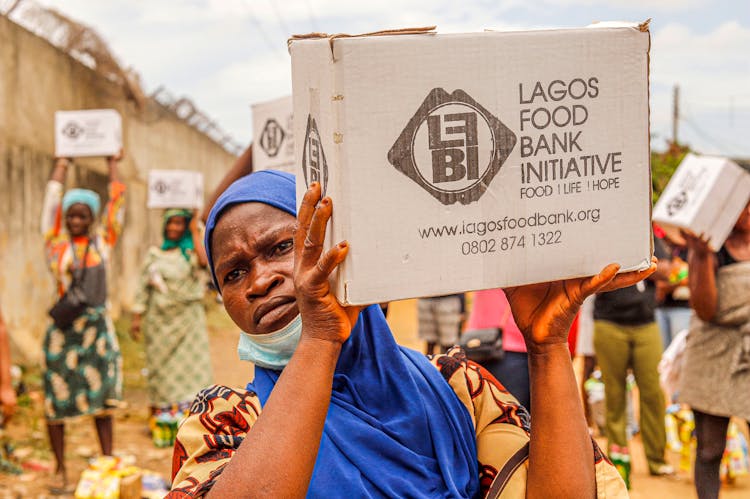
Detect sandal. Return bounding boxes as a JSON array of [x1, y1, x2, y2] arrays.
[[649, 463, 677, 477], [48, 470, 74, 495]]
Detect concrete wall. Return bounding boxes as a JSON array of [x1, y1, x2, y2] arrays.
[[0, 16, 238, 362]]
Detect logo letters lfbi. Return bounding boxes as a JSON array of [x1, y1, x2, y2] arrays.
[[302, 114, 328, 196], [259, 118, 285, 158], [427, 112, 479, 183], [388, 88, 516, 205]]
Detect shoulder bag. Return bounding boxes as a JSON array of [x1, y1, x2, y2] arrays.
[[459, 305, 511, 364], [49, 242, 90, 329]]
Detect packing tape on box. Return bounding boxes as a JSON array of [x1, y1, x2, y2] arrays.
[[289, 26, 437, 60]]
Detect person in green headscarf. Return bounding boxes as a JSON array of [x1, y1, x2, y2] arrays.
[[130, 208, 213, 414]]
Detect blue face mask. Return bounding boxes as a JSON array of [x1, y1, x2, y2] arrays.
[[237, 314, 302, 370]]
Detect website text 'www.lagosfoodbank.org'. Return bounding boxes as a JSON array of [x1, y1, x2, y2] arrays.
[[417, 208, 601, 239]]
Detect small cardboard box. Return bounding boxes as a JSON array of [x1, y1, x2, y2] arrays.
[[290, 23, 653, 305], [54, 109, 122, 158], [147, 170, 204, 209], [653, 154, 750, 251], [252, 95, 295, 173]]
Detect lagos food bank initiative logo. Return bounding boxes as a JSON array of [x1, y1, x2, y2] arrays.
[[259, 118, 285, 158], [388, 88, 517, 205], [62, 121, 85, 140], [302, 114, 329, 196], [666, 191, 688, 217]]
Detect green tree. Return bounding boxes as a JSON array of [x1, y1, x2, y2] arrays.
[[652, 143, 690, 204]]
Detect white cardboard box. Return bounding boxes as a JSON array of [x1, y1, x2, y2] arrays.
[[252, 96, 295, 173], [147, 170, 204, 209], [291, 24, 653, 305], [653, 154, 750, 251], [54, 109, 122, 158]]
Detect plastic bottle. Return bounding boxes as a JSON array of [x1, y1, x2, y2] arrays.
[[609, 444, 631, 489]]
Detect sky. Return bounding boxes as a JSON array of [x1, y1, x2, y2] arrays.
[[12, 0, 750, 157]]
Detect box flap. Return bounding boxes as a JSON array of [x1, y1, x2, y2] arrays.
[[288, 26, 436, 59], [587, 19, 651, 32]]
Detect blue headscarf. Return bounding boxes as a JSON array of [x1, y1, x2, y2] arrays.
[[204, 170, 296, 288], [161, 209, 194, 261], [204, 170, 479, 498], [62, 188, 101, 217]]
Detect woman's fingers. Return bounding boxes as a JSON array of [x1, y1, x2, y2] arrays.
[[579, 258, 657, 297], [598, 262, 657, 293], [294, 183, 345, 291], [300, 197, 332, 270], [295, 183, 321, 254], [579, 263, 621, 297], [313, 241, 348, 281]]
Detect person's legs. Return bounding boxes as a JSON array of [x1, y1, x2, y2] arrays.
[[46, 421, 68, 490], [655, 308, 671, 351], [593, 321, 630, 451], [417, 299, 438, 355], [94, 414, 114, 456], [630, 321, 668, 473], [693, 410, 730, 499], [435, 295, 462, 353], [693, 411, 731, 497], [47, 421, 65, 473]]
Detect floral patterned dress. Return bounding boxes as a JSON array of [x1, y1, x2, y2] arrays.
[[132, 247, 212, 407], [41, 180, 125, 421]]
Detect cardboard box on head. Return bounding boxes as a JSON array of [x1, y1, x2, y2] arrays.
[[147, 170, 204, 210], [252, 96, 294, 173], [55, 109, 122, 158], [653, 154, 750, 251], [290, 23, 654, 305]]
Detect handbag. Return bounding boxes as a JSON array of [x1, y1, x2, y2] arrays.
[[460, 327, 503, 364], [459, 304, 511, 364], [49, 242, 90, 329]]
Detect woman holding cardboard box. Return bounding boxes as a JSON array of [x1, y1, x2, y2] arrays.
[[679, 200, 750, 499], [165, 166, 650, 497], [129, 208, 213, 415], [40, 154, 125, 493]]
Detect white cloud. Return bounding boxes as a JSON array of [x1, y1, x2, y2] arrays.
[[649, 21, 750, 154], [539, 0, 706, 10], [25, 0, 750, 155]]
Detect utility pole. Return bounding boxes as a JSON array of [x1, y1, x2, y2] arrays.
[[672, 84, 680, 146]]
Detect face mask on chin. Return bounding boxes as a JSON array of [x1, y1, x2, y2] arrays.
[[237, 314, 302, 370]]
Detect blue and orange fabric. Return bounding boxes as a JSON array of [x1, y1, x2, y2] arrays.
[[41, 180, 126, 296], [169, 346, 626, 498], [41, 179, 125, 421]]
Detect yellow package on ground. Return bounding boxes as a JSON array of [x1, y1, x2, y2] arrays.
[[721, 422, 750, 484], [74, 456, 141, 499]]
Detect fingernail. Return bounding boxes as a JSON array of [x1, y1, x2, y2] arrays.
[[338, 241, 348, 249], [321, 198, 330, 206], [310, 182, 319, 188]]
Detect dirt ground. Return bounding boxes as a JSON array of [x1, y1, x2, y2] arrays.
[[1, 298, 748, 498]]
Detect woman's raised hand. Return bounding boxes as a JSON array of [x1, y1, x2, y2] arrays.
[[681, 230, 712, 257], [504, 258, 657, 353], [293, 183, 362, 345]]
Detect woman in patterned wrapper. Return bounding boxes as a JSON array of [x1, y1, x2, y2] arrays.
[[167, 164, 653, 498], [40, 154, 125, 493], [130, 208, 213, 415]]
